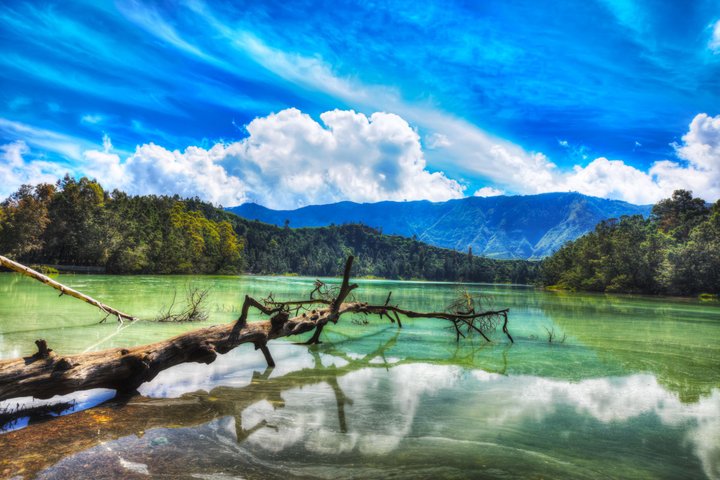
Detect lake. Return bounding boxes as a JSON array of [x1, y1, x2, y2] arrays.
[[0, 273, 718, 479]]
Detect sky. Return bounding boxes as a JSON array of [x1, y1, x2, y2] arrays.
[[1, 0, 719, 208]]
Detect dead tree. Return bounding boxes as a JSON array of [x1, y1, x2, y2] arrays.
[[4, 331, 510, 479], [0, 256, 511, 403], [155, 285, 211, 323], [0, 255, 136, 323]]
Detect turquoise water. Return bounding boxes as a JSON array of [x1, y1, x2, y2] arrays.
[[0, 273, 718, 479]]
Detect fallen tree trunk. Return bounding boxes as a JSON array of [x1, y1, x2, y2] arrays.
[[0, 255, 137, 323], [0, 336, 402, 478], [0, 256, 511, 402]]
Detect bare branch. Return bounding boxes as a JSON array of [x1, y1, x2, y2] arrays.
[[155, 285, 211, 323], [0, 255, 512, 402], [0, 254, 137, 323]]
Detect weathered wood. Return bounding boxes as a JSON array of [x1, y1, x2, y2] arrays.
[[0, 255, 137, 323], [0, 256, 512, 402], [0, 336, 403, 478]]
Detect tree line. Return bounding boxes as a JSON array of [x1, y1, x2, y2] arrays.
[[0, 177, 539, 283], [0, 177, 242, 274], [541, 190, 719, 295]]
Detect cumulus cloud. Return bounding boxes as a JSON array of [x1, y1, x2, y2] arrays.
[[219, 30, 720, 204], [4, 111, 720, 207], [75, 108, 464, 208], [473, 186, 504, 197], [562, 157, 664, 204], [107, 6, 720, 206], [557, 113, 720, 203], [676, 112, 720, 170]]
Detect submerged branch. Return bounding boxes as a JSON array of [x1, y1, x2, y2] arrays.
[[0, 255, 511, 403], [0, 254, 137, 323], [155, 285, 211, 323]]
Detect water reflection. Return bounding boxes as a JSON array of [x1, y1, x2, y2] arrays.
[[0, 389, 115, 432], [1, 337, 718, 479], [2, 274, 719, 478], [539, 291, 720, 402]]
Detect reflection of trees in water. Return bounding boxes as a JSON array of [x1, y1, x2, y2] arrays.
[[2, 329, 717, 480], [539, 292, 720, 403], [1, 332, 512, 478]]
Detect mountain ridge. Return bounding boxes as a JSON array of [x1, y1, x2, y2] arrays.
[[228, 193, 652, 259]]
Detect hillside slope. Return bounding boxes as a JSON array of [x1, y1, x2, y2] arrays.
[[0, 178, 538, 283], [228, 193, 651, 259]]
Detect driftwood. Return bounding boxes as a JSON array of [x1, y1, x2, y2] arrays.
[[1, 333, 513, 479], [0, 256, 511, 403], [0, 255, 137, 323]]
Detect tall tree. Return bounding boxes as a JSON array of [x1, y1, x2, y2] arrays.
[[651, 189, 709, 241], [0, 183, 55, 260]]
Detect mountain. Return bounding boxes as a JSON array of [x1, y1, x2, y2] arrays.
[[1, 178, 539, 283], [228, 193, 652, 260]]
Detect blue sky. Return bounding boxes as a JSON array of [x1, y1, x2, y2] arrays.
[[1, 0, 719, 207]]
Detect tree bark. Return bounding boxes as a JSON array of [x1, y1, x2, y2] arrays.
[[0, 255, 137, 323], [0, 334, 422, 478], [0, 256, 512, 403]]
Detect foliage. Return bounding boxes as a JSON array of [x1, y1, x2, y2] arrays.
[[235, 220, 540, 282], [0, 183, 54, 258], [29, 265, 59, 276], [542, 190, 719, 295], [0, 176, 245, 275], [229, 192, 652, 260], [0, 177, 540, 282]]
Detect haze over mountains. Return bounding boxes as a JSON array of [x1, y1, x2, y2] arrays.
[[228, 193, 651, 260]]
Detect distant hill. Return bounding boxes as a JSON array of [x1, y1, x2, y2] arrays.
[[0, 178, 539, 283], [228, 193, 652, 259]]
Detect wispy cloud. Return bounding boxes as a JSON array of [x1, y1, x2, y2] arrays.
[[81, 114, 104, 125], [0, 140, 73, 199], [0, 118, 89, 160], [4, 111, 719, 207], [1, 0, 718, 205], [710, 19, 720, 53]]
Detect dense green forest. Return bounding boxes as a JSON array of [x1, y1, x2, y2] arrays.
[[542, 190, 719, 295], [0, 177, 539, 283]]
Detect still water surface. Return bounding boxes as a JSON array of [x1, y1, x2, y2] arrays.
[[0, 273, 718, 479]]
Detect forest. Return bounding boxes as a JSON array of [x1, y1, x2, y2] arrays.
[[541, 190, 720, 295], [0, 176, 539, 284]]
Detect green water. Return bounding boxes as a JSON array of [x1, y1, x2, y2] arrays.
[[0, 272, 719, 479]]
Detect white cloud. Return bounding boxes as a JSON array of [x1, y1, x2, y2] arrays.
[[218, 108, 464, 207], [171, 17, 566, 195], [549, 113, 720, 203], [125, 143, 249, 205], [474, 186, 504, 197], [4, 112, 720, 207], [562, 157, 664, 204], [55, 108, 464, 208], [425, 132, 450, 149], [709, 19, 720, 53], [80, 114, 104, 125], [676, 112, 720, 171], [224, 33, 720, 203], [110, 7, 720, 205], [0, 141, 71, 199]]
